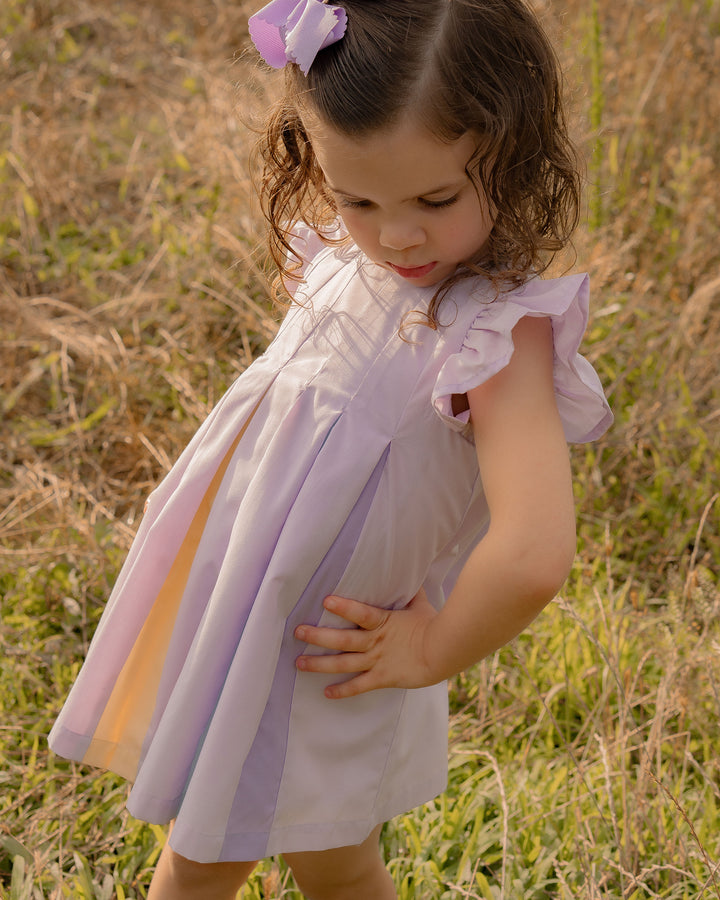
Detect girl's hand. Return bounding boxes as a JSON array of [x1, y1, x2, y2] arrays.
[[294, 589, 439, 699]]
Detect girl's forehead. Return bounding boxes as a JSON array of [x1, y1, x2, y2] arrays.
[[304, 114, 478, 198]]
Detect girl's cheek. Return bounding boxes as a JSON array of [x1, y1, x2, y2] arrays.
[[340, 210, 361, 230], [342, 216, 374, 249]]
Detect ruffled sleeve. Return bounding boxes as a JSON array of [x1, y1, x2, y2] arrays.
[[432, 274, 613, 443], [284, 221, 347, 297]]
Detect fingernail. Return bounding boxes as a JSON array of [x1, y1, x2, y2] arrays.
[[324, 596, 337, 611], [295, 626, 306, 640], [297, 657, 307, 670]]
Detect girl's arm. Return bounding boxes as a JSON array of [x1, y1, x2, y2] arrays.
[[295, 315, 577, 698]]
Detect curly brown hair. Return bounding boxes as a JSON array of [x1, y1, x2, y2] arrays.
[[255, 0, 581, 323]]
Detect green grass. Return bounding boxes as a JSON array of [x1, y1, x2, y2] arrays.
[[2, 0, 720, 896]]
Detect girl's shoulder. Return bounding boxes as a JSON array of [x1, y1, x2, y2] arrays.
[[433, 273, 613, 444], [453, 271, 591, 330]]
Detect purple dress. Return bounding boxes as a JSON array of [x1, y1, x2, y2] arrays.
[[49, 225, 612, 862]]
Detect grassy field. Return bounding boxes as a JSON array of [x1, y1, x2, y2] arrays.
[[1, 0, 719, 896]]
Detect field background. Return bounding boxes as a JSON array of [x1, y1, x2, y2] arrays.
[[1, 0, 719, 897]]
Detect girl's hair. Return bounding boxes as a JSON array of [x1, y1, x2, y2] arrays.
[[256, 0, 581, 322]]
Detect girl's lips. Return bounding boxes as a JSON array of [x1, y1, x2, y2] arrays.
[[387, 261, 437, 279]]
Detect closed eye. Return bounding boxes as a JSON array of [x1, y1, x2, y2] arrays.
[[334, 193, 460, 211], [336, 197, 371, 210], [419, 194, 460, 209]]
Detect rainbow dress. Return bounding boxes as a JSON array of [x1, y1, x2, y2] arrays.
[[49, 226, 612, 862]]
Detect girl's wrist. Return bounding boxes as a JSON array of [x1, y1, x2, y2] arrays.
[[420, 611, 461, 685]]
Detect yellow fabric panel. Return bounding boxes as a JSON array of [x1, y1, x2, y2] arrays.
[[83, 400, 262, 778]]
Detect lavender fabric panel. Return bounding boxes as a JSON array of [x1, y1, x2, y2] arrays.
[[211, 444, 392, 861]]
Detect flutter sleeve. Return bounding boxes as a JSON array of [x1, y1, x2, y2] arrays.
[[284, 220, 347, 297], [432, 273, 613, 443]]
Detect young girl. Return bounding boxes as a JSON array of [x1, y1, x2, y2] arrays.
[[49, 0, 613, 896]]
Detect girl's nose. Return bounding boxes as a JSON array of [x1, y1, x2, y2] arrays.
[[378, 220, 425, 251]]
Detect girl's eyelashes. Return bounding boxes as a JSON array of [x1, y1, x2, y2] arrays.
[[337, 197, 371, 209], [335, 194, 461, 211], [419, 194, 460, 209]]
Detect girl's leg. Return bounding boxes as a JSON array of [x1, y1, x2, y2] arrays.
[[283, 825, 396, 900], [146, 840, 257, 900]]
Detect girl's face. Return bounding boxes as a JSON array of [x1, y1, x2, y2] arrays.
[[304, 114, 495, 287]]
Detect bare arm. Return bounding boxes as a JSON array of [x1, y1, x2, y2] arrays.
[[420, 314, 576, 680], [295, 315, 577, 697]]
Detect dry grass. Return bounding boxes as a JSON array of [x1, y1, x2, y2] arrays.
[[1, 0, 719, 896], [1, 0, 275, 568]]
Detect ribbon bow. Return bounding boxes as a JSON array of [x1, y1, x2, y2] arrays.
[[249, 0, 348, 75]]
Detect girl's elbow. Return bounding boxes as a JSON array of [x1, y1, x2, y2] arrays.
[[539, 546, 575, 601], [521, 530, 576, 606]]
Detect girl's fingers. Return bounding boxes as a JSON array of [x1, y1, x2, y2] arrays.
[[293, 596, 389, 650], [294, 622, 370, 652], [294, 596, 391, 672], [296, 650, 369, 674], [294, 594, 431, 691], [324, 672, 376, 700], [323, 594, 390, 630]]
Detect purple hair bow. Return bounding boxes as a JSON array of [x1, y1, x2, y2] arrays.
[[249, 0, 347, 75]]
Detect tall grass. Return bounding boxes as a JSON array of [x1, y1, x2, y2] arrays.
[[1, 0, 719, 896]]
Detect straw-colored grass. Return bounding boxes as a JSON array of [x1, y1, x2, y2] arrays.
[[1, 0, 719, 896]]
